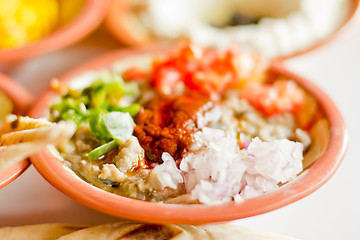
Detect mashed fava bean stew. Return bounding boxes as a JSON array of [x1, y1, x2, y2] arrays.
[[50, 42, 324, 204]]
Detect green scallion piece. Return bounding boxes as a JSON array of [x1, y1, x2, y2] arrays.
[[87, 139, 119, 161], [110, 103, 141, 117]]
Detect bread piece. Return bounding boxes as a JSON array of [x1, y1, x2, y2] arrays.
[[0, 223, 86, 240]]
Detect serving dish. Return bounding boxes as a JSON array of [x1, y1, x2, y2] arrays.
[[0, 73, 34, 189], [0, 0, 110, 65], [29, 47, 347, 224], [105, 0, 359, 59]]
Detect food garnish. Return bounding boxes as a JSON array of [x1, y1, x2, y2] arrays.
[[50, 71, 139, 161]]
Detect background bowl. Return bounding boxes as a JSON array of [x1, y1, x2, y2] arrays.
[[0, 73, 34, 189], [29, 48, 347, 224], [105, 0, 359, 59], [0, 0, 110, 64]]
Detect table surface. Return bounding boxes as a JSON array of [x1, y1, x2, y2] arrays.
[[1, 16, 360, 240]]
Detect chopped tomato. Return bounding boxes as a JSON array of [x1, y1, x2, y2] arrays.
[[122, 67, 149, 81], [176, 41, 204, 61], [150, 42, 242, 98], [50, 78, 68, 94], [152, 67, 182, 95], [185, 70, 233, 97], [242, 80, 305, 116]]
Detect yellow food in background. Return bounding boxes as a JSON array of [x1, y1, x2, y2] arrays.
[[58, 0, 85, 26], [0, 0, 59, 49], [0, 0, 85, 49], [0, 91, 13, 122]]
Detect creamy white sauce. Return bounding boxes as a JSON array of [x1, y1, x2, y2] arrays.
[[139, 0, 350, 58]]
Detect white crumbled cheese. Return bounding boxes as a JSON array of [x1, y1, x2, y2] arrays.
[[151, 152, 184, 190]]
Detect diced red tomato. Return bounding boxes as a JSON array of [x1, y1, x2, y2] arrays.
[[152, 67, 182, 95], [150, 42, 242, 98], [242, 80, 305, 116], [122, 67, 149, 81], [50, 78, 68, 94], [185, 70, 233, 97]]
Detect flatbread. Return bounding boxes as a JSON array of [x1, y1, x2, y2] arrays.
[[0, 116, 76, 170], [58, 222, 146, 240], [0, 223, 87, 240], [58, 222, 297, 240], [0, 115, 53, 135], [198, 224, 297, 240], [303, 118, 330, 169]]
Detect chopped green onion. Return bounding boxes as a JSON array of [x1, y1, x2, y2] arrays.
[[91, 86, 107, 108], [102, 112, 134, 143], [62, 110, 83, 125], [50, 71, 139, 144], [88, 110, 110, 140], [88, 111, 135, 143], [109, 103, 141, 117], [87, 139, 119, 161]]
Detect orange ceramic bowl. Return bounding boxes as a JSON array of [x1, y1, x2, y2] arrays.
[[105, 0, 359, 59], [0, 0, 110, 64], [0, 73, 34, 189], [29, 48, 347, 224]]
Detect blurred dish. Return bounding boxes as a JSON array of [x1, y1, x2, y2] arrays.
[[0, 0, 110, 64], [29, 45, 347, 224], [105, 0, 358, 59], [0, 73, 33, 189], [0, 0, 60, 49]]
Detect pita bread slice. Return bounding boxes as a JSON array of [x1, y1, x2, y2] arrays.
[[0, 223, 87, 240], [302, 118, 330, 169], [0, 115, 53, 135], [0, 117, 76, 170], [176, 225, 211, 240], [197, 224, 297, 240], [58, 221, 297, 240], [58, 222, 145, 240]]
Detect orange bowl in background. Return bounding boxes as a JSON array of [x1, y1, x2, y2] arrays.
[[0, 73, 34, 189], [0, 0, 110, 64], [29, 48, 347, 224], [105, 0, 359, 59]]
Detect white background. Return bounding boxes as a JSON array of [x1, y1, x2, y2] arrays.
[[1, 15, 360, 239]]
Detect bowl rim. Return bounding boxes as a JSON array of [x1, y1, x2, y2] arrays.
[[104, 0, 360, 60], [0, 0, 111, 63], [29, 48, 347, 224], [0, 73, 34, 189]]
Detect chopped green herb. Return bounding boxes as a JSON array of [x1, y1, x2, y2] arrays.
[[102, 112, 134, 143], [50, 71, 140, 159], [87, 139, 119, 161], [109, 103, 141, 117], [88, 110, 110, 140]]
